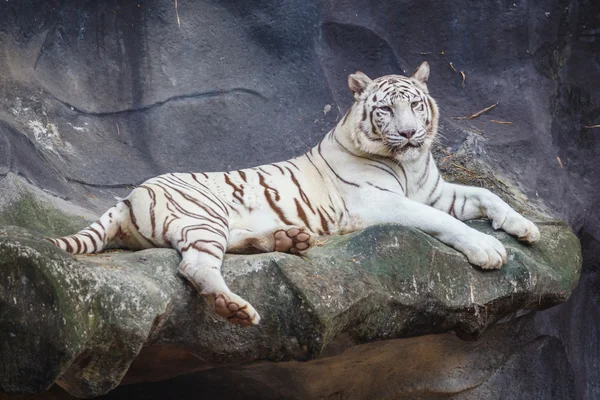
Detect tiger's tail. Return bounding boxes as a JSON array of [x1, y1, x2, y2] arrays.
[[46, 201, 132, 255]]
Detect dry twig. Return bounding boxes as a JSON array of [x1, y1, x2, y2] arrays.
[[174, 0, 181, 28], [316, 239, 329, 247], [490, 120, 512, 125], [466, 127, 484, 136], [451, 163, 482, 178], [584, 124, 600, 129], [441, 154, 454, 165], [441, 51, 456, 72], [460, 71, 466, 86], [557, 156, 563, 169], [453, 103, 498, 120], [452, 163, 475, 173]]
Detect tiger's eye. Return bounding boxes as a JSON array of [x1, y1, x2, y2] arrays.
[[411, 101, 420, 108], [379, 106, 393, 113]]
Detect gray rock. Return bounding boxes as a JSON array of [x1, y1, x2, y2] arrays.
[[140, 315, 574, 400], [0, 218, 580, 398]]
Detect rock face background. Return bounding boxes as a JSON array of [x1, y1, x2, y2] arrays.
[[0, 0, 597, 398]]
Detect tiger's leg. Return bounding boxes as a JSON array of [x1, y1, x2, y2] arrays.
[[175, 225, 261, 327], [227, 227, 314, 255], [431, 182, 540, 243], [358, 194, 507, 269]]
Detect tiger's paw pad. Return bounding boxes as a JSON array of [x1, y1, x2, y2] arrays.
[[212, 293, 261, 327], [274, 228, 312, 254]]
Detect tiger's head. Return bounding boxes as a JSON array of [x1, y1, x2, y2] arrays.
[[346, 62, 438, 162]]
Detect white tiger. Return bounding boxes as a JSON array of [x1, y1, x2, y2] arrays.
[[49, 62, 540, 327]]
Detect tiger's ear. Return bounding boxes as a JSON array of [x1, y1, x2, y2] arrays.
[[348, 71, 372, 100], [412, 61, 430, 84]]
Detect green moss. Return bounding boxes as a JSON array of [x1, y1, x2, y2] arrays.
[[0, 192, 90, 236]]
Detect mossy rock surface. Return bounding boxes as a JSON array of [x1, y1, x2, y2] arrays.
[[0, 193, 89, 237], [0, 217, 581, 398]]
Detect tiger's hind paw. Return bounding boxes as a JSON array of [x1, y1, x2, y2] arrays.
[[274, 228, 313, 254], [210, 292, 261, 327]]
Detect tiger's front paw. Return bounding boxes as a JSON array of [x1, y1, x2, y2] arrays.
[[456, 230, 507, 270], [503, 214, 540, 243], [499, 213, 541, 244]]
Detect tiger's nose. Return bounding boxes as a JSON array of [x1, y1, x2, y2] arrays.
[[399, 129, 416, 139]]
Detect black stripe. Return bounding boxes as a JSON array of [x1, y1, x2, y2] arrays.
[[417, 154, 432, 187], [426, 97, 435, 125], [294, 198, 312, 231], [396, 162, 408, 192], [123, 200, 139, 230], [367, 182, 402, 196], [155, 183, 229, 227], [368, 107, 378, 138], [427, 174, 442, 204], [367, 163, 405, 193], [139, 185, 158, 240], [157, 179, 229, 226], [304, 153, 325, 180], [448, 192, 457, 217], [158, 183, 225, 226], [317, 141, 360, 187], [430, 192, 442, 207], [258, 173, 293, 225], [271, 164, 285, 174], [171, 174, 227, 212], [258, 167, 272, 176], [224, 174, 245, 204], [182, 241, 222, 259], [81, 232, 98, 253], [317, 208, 330, 234], [286, 160, 301, 170], [89, 226, 104, 243], [286, 167, 315, 213], [179, 224, 227, 244], [186, 175, 230, 215], [59, 237, 73, 253], [320, 205, 335, 224], [460, 196, 467, 218], [72, 236, 82, 254]]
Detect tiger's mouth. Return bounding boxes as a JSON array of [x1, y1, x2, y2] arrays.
[[386, 140, 425, 153]]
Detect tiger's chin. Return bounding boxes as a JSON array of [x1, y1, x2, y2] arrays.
[[389, 142, 431, 162]]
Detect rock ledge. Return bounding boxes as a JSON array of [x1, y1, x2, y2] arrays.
[[0, 220, 581, 398]]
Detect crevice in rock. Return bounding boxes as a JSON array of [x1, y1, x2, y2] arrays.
[[64, 176, 144, 189], [50, 88, 269, 117]]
